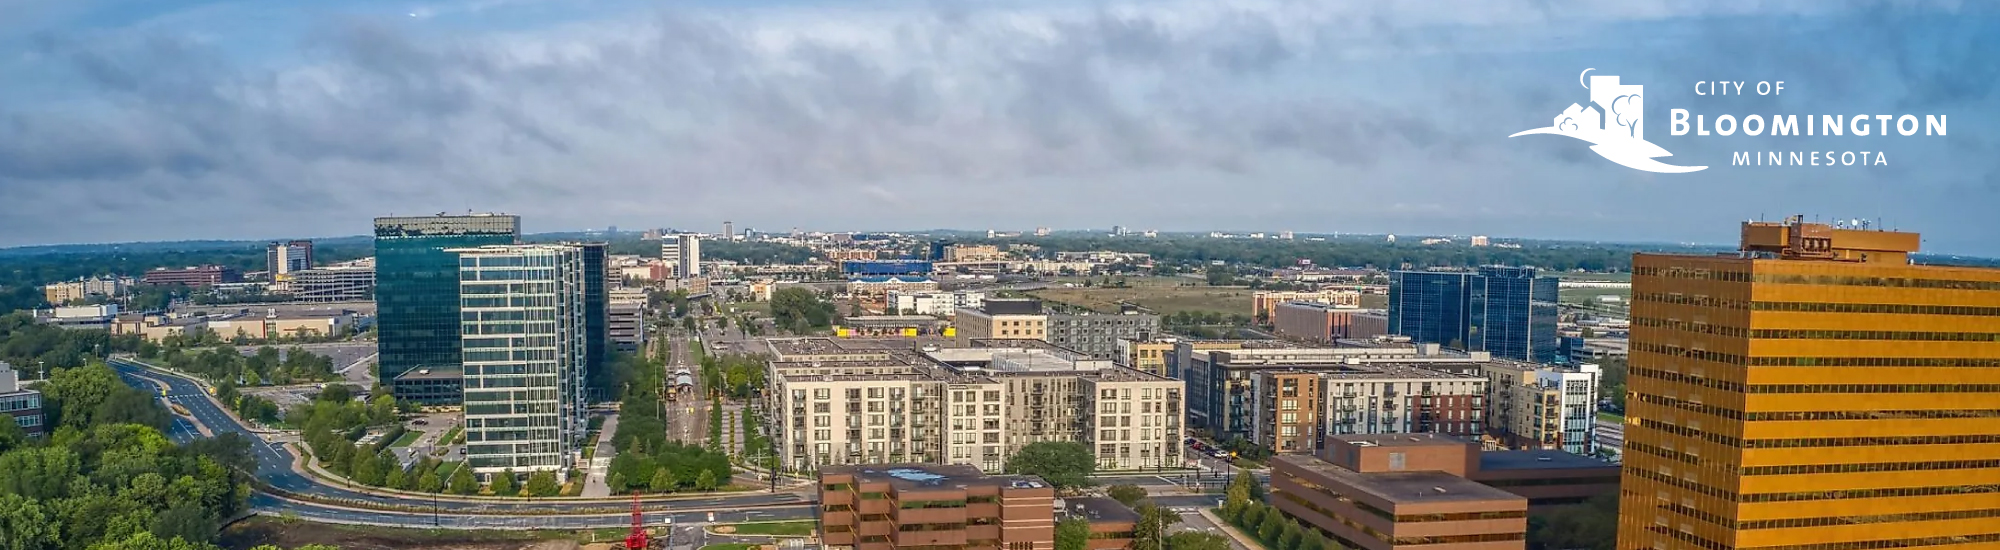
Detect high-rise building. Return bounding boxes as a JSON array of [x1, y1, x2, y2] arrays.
[[723, 221, 734, 240], [659, 234, 702, 279], [578, 242, 610, 385], [374, 214, 520, 403], [452, 244, 589, 476], [1388, 267, 1560, 362], [1480, 361, 1600, 455], [267, 240, 315, 280], [1617, 217, 2000, 550]]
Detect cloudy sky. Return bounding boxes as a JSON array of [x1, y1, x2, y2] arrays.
[[2, 0, 1996, 253]]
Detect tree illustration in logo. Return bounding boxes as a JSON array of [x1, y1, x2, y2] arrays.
[[1609, 93, 1642, 138]]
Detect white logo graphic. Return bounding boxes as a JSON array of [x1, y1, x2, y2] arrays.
[[1510, 69, 1706, 173]]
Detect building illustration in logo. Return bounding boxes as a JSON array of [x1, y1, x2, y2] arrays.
[[1511, 69, 1705, 173]]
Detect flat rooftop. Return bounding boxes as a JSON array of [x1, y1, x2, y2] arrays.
[[1274, 455, 1519, 505], [1335, 433, 1474, 448], [1064, 497, 1139, 523], [1479, 450, 1617, 471], [821, 463, 1050, 491]]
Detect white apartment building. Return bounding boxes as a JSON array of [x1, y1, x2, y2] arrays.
[[453, 244, 589, 477], [607, 289, 647, 354], [1481, 362, 1600, 455], [886, 290, 986, 317], [763, 338, 1184, 473]]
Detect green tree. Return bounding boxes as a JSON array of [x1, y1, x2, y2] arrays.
[[608, 472, 628, 494], [1055, 517, 1090, 550], [367, 393, 398, 425], [1279, 522, 1305, 550], [1164, 532, 1231, 550], [696, 469, 718, 491], [491, 469, 519, 496], [1133, 503, 1182, 550], [1106, 484, 1148, 507], [1256, 507, 1284, 543], [0, 493, 58, 550], [349, 450, 384, 486], [151, 504, 219, 545], [1003, 441, 1096, 490], [385, 467, 409, 491], [1238, 505, 1265, 531], [524, 470, 560, 497], [1222, 470, 1256, 520], [448, 466, 478, 495], [650, 467, 679, 493], [418, 472, 443, 493]]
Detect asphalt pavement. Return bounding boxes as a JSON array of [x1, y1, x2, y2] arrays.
[[107, 357, 808, 521]]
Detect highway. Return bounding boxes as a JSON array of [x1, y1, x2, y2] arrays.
[[107, 357, 809, 521]]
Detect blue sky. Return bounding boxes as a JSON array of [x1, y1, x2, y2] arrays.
[[1, 0, 1996, 253]]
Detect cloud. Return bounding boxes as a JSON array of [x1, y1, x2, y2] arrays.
[[0, 0, 1996, 252]]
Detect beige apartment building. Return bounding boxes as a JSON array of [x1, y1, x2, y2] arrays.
[[954, 299, 1046, 346], [1252, 289, 1363, 319], [1478, 362, 1601, 456], [765, 337, 1185, 473]]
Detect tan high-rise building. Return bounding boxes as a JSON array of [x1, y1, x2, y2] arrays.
[[1618, 216, 2000, 550]]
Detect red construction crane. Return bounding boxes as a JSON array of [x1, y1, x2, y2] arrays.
[[625, 493, 649, 550]]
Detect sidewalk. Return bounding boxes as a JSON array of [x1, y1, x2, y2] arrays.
[[1197, 508, 1265, 550]]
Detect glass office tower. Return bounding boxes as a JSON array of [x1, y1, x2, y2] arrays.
[[374, 214, 520, 403], [577, 242, 609, 400], [454, 244, 587, 475], [1389, 267, 1560, 363], [1469, 266, 1562, 363], [1388, 270, 1477, 349]]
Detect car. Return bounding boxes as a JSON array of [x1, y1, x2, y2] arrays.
[[412, 419, 429, 425]]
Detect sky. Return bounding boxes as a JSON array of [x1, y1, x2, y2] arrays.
[[1, 0, 1997, 253]]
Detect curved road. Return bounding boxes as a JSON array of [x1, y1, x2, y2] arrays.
[[109, 358, 808, 519]]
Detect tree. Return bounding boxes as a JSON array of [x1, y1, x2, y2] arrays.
[[650, 467, 679, 493], [1003, 441, 1096, 490], [1055, 517, 1090, 550], [152, 504, 219, 545], [1238, 504, 1265, 531], [385, 467, 409, 491], [524, 471, 560, 497], [1223, 470, 1257, 520], [0, 493, 57, 550], [1165, 532, 1231, 550], [696, 469, 718, 491], [491, 469, 519, 496], [418, 471, 443, 493], [448, 466, 478, 495], [1279, 522, 1305, 550], [1133, 503, 1182, 550], [608, 472, 628, 494], [1106, 484, 1148, 507], [1256, 507, 1284, 543]]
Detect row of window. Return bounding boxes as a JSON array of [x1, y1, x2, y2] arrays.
[[1631, 315, 2000, 343], [1633, 266, 2000, 291], [1638, 416, 2000, 449], [1740, 531, 2000, 550]]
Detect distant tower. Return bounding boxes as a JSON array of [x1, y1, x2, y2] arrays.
[[1387, 234, 1397, 243], [723, 221, 734, 240]]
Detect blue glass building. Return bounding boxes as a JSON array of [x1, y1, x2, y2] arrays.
[[374, 214, 520, 403], [1389, 266, 1560, 363]]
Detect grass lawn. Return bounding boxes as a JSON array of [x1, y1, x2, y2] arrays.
[[1029, 286, 1253, 316], [440, 425, 464, 445], [387, 430, 423, 448], [1597, 412, 1625, 423], [716, 521, 817, 536], [433, 461, 462, 476]]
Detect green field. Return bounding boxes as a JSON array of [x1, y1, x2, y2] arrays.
[[716, 521, 817, 536], [387, 430, 423, 448]]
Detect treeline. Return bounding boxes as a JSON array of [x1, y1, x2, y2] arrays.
[[971, 236, 1699, 272], [604, 348, 732, 494], [0, 241, 374, 312], [142, 344, 340, 386], [699, 352, 767, 400], [769, 287, 835, 333], [0, 360, 264, 550], [0, 312, 149, 377], [1219, 473, 1344, 550], [601, 238, 817, 265]]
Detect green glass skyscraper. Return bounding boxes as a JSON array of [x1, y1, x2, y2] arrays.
[[374, 214, 520, 403]]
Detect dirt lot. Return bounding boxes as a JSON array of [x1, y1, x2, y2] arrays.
[[220, 517, 625, 550]]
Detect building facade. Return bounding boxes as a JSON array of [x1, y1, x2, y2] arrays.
[[766, 338, 1184, 473], [1183, 346, 1493, 449], [1253, 289, 1363, 320], [290, 264, 376, 302], [1618, 218, 2000, 550], [660, 234, 702, 278], [0, 363, 44, 438], [1272, 302, 1368, 343], [267, 240, 315, 280], [141, 265, 241, 287], [453, 244, 589, 476], [1388, 268, 1559, 362], [954, 300, 1047, 346], [1270, 451, 1527, 550], [374, 214, 521, 403], [607, 289, 647, 354], [887, 290, 987, 317], [1479, 362, 1600, 455], [1046, 312, 1160, 360], [818, 464, 1057, 550]]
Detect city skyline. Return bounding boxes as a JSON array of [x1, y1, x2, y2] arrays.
[[2, 1, 1997, 253]]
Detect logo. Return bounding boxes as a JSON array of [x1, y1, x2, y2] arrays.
[[1511, 69, 1706, 173]]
